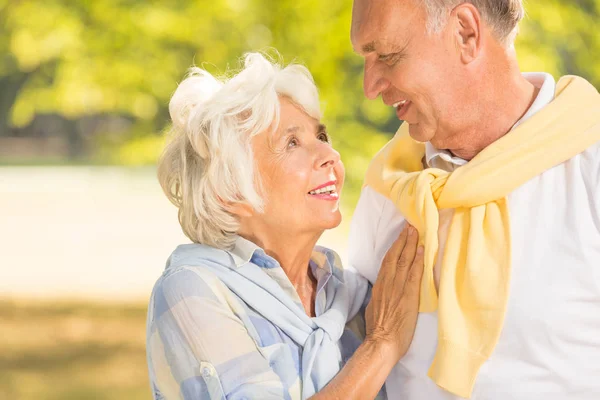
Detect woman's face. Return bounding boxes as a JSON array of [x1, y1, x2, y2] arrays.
[[252, 97, 345, 236]]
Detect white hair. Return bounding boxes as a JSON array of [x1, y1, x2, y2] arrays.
[[421, 0, 525, 45], [157, 52, 321, 249]]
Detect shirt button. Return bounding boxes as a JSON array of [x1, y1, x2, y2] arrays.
[[202, 367, 211, 378]]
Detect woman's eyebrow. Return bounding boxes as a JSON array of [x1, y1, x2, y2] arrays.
[[272, 125, 300, 146], [277, 125, 300, 141], [285, 125, 301, 134]]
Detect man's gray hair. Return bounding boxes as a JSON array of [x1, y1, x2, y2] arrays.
[[421, 0, 525, 45]]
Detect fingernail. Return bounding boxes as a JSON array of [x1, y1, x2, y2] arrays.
[[408, 226, 415, 235], [417, 246, 424, 255]]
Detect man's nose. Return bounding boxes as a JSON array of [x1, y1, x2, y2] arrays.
[[363, 60, 390, 100]]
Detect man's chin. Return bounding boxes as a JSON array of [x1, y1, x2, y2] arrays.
[[407, 122, 433, 143]]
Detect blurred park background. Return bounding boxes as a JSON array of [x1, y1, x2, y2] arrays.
[[1, 0, 599, 398]]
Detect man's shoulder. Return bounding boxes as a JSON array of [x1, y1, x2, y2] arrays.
[[355, 185, 397, 213], [579, 139, 600, 189], [564, 139, 600, 178], [348, 186, 407, 282]]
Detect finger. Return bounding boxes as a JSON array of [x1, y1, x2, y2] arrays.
[[404, 245, 425, 300], [394, 225, 419, 282], [386, 224, 410, 263], [379, 224, 410, 278]]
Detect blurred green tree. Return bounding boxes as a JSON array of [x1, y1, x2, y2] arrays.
[[0, 0, 598, 204]]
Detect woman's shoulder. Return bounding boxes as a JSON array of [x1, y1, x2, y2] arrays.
[[165, 242, 235, 270], [148, 243, 241, 320], [149, 264, 228, 319]]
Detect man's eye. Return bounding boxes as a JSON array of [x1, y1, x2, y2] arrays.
[[287, 137, 299, 148], [378, 53, 401, 65]]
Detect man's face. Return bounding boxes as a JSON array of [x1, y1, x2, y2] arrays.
[[351, 0, 464, 145]]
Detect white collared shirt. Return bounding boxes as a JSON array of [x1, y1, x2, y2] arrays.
[[348, 73, 600, 400]]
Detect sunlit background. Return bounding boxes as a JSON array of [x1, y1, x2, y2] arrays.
[[1, 0, 598, 398]]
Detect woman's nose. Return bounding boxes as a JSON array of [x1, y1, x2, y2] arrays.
[[315, 143, 341, 169]]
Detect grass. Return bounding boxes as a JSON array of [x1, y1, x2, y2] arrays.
[[0, 299, 151, 400]]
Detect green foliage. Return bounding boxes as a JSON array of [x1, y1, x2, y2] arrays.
[[518, 0, 600, 82], [1, 0, 599, 206]]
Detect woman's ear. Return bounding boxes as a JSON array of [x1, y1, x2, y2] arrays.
[[224, 201, 255, 218]]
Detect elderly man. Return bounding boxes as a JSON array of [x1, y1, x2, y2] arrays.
[[348, 0, 600, 399]]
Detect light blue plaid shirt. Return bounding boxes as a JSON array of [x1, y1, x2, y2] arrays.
[[146, 236, 382, 399]]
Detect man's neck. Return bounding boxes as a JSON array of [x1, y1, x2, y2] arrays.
[[437, 72, 539, 161]]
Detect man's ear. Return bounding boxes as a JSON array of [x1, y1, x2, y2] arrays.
[[451, 3, 482, 64]]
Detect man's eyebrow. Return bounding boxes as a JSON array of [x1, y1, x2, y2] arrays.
[[360, 40, 409, 56], [362, 41, 376, 53], [379, 40, 410, 58]]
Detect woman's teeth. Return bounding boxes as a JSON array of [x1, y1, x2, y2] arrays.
[[393, 100, 407, 108], [309, 184, 337, 195]]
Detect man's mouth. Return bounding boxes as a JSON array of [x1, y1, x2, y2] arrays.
[[393, 100, 412, 120]]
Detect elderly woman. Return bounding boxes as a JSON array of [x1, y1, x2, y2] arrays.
[[146, 53, 423, 400]]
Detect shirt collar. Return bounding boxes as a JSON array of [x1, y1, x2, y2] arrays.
[[425, 141, 468, 169], [424, 72, 556, 169], [226, 235, 345, 283], [227, 235, 262, 268], [310, 246, 346, 284], [512, 72, 556, 130]]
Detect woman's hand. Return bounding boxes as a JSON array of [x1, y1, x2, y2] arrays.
[[309, 224, 424, 400], [365, 224, 424, 362]]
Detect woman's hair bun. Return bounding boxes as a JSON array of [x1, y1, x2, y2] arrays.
[[168, 68, 223, 130]]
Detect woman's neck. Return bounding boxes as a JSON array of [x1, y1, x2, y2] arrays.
[[239, 226, 322, 317]]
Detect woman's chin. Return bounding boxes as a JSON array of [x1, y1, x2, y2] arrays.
[[301, 213, 342, 236], [322, 210, 343, 230]]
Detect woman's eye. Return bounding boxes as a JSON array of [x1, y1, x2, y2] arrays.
[[287, 137, 299, 148], [318, 132, 330, 143]]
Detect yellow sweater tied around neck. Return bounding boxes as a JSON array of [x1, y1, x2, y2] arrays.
[[365, 76, 600, 398]]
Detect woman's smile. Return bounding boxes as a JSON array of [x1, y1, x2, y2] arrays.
[[307, 180, 339, 201]]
